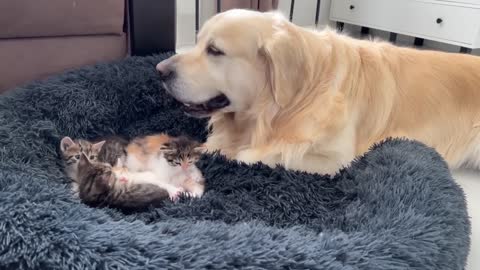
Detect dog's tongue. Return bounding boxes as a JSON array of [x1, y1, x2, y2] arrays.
[[205, 94, 230, 109]]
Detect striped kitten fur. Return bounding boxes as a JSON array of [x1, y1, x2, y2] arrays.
[[60, 137, 105, 181], [76, 153, 173, 210]]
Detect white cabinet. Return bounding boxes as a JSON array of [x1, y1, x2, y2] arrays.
[[330, 0, 480, 49]]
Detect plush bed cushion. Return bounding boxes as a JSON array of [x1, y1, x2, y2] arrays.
[[0, 53, 470, 269]]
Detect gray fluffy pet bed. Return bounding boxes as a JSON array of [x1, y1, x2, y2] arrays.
[[0, 53, 470, 270]]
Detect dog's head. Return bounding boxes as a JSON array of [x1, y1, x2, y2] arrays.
[[157, 9, 310, 118]]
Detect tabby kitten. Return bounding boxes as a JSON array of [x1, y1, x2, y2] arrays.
[[60, 136, 130, 179], [60, 136, 105, 180], [76, 153, 173, 210]]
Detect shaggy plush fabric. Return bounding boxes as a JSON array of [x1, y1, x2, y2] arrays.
[[0, 53, 470, 270]]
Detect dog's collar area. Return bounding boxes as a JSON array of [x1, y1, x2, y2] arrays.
[[182, 94, 230, 118]]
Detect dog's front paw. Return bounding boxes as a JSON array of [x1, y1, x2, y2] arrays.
[[235, 149, 262, 164]]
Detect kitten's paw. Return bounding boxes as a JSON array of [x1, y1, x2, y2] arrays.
[[189, 190, 204, 198], [169, 187, 185, 202], [184, 183, 204, 198], [183, 190, 204, 198], [183, 192, 195, 198]]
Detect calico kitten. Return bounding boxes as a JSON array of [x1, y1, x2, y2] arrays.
[[162, 136, 204, 172], [60, 136, 105, 180], [126, 134, 206, 197], [160, 136, 205, 193], [125, 133, 171, 172], [76, 153, 175, 210]]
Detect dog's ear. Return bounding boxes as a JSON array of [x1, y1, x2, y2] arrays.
[[260, 20, 307, 108]]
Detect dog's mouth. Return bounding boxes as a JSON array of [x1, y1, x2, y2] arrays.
[[181, 94, 230, 118]]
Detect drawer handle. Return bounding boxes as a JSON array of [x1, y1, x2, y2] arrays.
[[436, 18, 443, 24], [349, 5, 355, 10]]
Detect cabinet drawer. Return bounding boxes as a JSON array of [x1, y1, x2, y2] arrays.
[[330, 0, 480, 46], [436, 0, 480, 6]]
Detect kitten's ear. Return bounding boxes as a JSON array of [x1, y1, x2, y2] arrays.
[[92, 140, 106, 152], [60, 137, 75, 152], [159, 142, 171, 150], [159, 143, 174, 153]]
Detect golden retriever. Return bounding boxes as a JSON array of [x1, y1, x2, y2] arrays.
[[156, 9, 480, 174]]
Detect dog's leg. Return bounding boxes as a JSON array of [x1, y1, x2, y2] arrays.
[[293, 153, 351, 175], [235, 148, 269, 165], [235, 147, 349, 175]]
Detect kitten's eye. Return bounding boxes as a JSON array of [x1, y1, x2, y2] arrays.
[[206, 44, 224, 56], [75, 155, 80, 159], [90, 155, 95, 160]]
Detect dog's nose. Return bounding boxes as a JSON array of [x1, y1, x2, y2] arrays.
[[156, 60, 175, 80]]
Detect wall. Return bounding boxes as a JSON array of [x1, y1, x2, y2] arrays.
[[175, 0, 330, 49], [176, 0, 479, 55]]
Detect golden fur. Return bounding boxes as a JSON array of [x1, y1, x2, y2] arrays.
[[158, 9, 480, 174]]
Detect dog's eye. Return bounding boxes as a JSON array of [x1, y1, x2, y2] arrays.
[[206, 45, 224, 56]]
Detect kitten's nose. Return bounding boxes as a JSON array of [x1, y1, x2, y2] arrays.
[[156, 59, 175, 81], [181, 161, 189, 170]]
